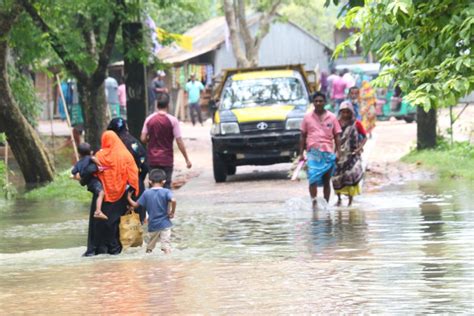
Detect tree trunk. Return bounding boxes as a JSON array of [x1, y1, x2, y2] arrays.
[[123, 22, 147, 141], [417, 106, 437, 150], [223, 0, 251, 68], [78, 81, 107, 151], [0, 41, 54, 185], [223, 0, 282, 68]]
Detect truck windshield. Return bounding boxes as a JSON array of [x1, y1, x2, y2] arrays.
[[221, 77, 308, 110]]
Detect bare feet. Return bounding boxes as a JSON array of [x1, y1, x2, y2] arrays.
[[336, 199, 342, 207], [348, 196, 353, 207], [146, 249, 152, 253], [162, 248, 171, 254], [94, 210, 108, 220], [312, 198, 317, 211]]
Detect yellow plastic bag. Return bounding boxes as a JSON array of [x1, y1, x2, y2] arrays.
[[119, 209, 143, 249]]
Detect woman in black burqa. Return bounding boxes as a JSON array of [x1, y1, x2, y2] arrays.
[[83, 131, 139, 256], [107, 118, 149, 221]]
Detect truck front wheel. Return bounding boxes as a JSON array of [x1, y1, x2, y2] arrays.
[[213, 149, 227, 183], [227, 165, 236, 175]]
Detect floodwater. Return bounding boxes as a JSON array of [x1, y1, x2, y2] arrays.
[[0, 176, 473, 314]]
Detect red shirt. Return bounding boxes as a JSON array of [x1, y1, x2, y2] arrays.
[[355, 120, 367, 137], [143, 113, 182, 167]]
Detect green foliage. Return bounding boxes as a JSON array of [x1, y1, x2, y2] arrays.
[[0, 133, 5, 144], [7, 66, 43, 127], [402, 140, 474, 180], [146, 0, 214, 34], [23, 170, 91, 203], [333, 0, 474, 111], [0, 160, 17, 200], [280, 0, 340, 46]]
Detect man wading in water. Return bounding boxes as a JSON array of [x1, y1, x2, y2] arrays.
[[299, 92, 342, 210]]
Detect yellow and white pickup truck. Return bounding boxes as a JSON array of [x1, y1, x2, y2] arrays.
[[210, 64, 314, 182]]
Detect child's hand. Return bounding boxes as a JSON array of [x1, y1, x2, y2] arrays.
[[91, 156, 101, 166], [168, 210, 175, 219]]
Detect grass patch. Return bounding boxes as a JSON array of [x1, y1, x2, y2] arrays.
[[23, 169, 91, 203], [402, 140, 474, 181]]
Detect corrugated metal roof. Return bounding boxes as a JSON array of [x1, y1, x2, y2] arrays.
[[156, 16, 237, 64], [157, 14, 331, 64]]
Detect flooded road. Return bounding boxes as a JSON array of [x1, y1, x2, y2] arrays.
[[0, 169, 473, 314]]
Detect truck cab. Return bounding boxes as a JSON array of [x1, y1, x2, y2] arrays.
[[210, 65, 312, 182]]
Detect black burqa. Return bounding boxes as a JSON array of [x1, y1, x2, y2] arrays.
[[84, 194, 128, 256], [107, 118, 148, 221]]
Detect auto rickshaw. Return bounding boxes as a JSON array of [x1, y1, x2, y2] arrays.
[[375, 86, 417, 123]]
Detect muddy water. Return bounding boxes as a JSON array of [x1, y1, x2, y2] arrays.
[[0, 178, 473, 314]]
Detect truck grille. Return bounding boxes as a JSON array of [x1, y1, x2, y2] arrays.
[[239, 121, 285, 133]]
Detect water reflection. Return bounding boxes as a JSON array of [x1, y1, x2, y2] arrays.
[[309, 209, 368, 258]]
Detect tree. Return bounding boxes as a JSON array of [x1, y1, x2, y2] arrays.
[[20, 0, 128, 150], [280, 0, 339, 47], [147, 0, 214, 34], [0, 2, 54, 184], [223, 0, 285, 68], [331, 0, 473, 149]]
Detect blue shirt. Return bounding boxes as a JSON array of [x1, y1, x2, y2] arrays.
[[185, 80, 204, 103], [137, 187, 173, 232]]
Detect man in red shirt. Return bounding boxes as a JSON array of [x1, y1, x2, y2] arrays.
[[140, 93, 192, 189], [299, 92, 342, 210]]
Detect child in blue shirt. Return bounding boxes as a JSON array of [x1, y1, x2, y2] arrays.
[[128, 168, 176, 254]]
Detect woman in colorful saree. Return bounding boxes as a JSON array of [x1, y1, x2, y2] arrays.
[[360, 81, 377, 137], [332, 101, 367, 207]]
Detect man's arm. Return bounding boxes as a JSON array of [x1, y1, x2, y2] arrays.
[[176, 138, 192, 168], [140, 132, 148, 144], [299, 132, 307, 161], [334, 133, 342, 159]]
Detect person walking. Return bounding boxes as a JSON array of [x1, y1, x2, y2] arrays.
[[347, 86, 362, 120], [330, 72, 347, 114], [83, 131, 139, 256], [299, 92, 342, 210], [117, 76, 127, 118], [149, 71, 168, 114], [128, 169, 176, 254], [108, 118, 149, 223], [360, 81, 377, 138], [140, 93, 192, 189], [332, 101, 367, 207], [185, 73, 204, 126]]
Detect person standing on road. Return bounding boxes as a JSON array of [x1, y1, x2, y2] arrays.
[[149, 71, 168, 114], [140, 93, 192, 189], [105, 75, 120, 119], [299, 92, 342, 210], [185, 73, 204, 126]]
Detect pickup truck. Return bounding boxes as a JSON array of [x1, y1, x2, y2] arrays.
[[210, 64, 313, 182]]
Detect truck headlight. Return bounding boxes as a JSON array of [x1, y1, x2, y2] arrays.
[[211, 123, 220, 135], [220, 122, 240, 135], [286, 118, 303, 130]]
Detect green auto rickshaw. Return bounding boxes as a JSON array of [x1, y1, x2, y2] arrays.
[[376, 86, 417, 123]]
